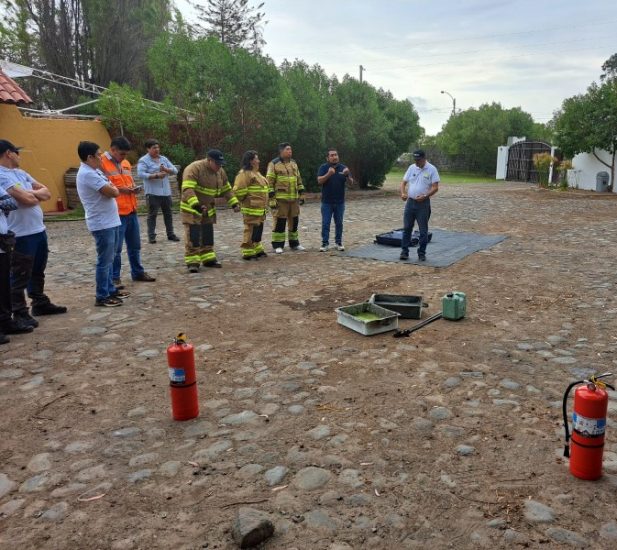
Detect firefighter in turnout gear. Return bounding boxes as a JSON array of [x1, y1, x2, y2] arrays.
[[267, 142, 305, 253], [233, 150, 269, 260], [180, 149, 239, 272]]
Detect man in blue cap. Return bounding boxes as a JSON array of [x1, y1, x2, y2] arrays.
[[180, 149, 240, 272], [399, 149, 439, 262]]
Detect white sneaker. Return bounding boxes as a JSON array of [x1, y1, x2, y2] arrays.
[[319, 244, 329, 252], [291, 245, 306, 251], [274, 247, 283, 254], [336, 244, 345, 251]]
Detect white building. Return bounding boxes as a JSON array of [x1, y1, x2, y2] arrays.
[[567, 149, 613, 192]]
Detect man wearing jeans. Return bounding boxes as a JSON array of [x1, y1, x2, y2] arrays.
[[0, 139, 67, 328], [317, 148, 353, 252], [400, 150, 439, 262], [100, 137, 155, 285], [76, 141, 127, 307], [137, 139, 180, 244]]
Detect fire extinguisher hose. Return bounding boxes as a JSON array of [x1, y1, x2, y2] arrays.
[[562, 373, 615, 458]]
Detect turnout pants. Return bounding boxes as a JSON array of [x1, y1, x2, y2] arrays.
[[184, 223, 216, 266], [271, 200, 300, 250], [241, 217, 265, 258], [11, 230, 51, 314]]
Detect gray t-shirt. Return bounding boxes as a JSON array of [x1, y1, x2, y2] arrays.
[[76, 163, 120, 232], [0, 166, 46, 237]]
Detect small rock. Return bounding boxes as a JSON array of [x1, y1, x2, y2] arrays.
[[111, 427, 141, 438], [232, 507, 275, 548], [236, 464, 264, 479], [221, 410, 259, 426], [545, 527, 588, 547], [159, 461, 182, 477], [264, 466, 288, 486], [600, 521, 617, 540], [129, 453, 159, 467], [487, 518, 506, 529], [304, 509, 337, 531], [499, 378, 521, 390], [288, 405, 305, 415], [456, 445, 476, 456], [504, 529, 529, 544], [0, 473, 17, 498], [293, 467, 331, 490], [524, 500, 555, 523], [429, 407, 451, 421], [307, 425, 331, 440], [127, 469, 152, 483], [0, 498, 25, 517], [443, 377, 461, 389], [41, 501, 69, 521], [338, 469, 363, 488], [127, 406, 147, 418]]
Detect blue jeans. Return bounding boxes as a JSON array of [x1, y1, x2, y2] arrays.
[[93, 226, 119, 300], [11, 230, 50, 312], [113, 212, 145, 281], [402, 199, 431, 256], [321, 202, 345, 246]]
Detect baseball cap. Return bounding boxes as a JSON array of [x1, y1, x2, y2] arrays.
[[0, 140, 22, 155], [412, 149, 426, 160], [206, 149, 226, 166]]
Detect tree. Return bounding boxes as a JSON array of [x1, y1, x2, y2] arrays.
[[436, 103, 539, 174], [600, 53, 617, 81], [192, 0, 266, 53], [553, 78, 617, 190]]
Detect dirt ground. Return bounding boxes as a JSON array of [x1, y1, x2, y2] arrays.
[[1, 181, 617, 549]]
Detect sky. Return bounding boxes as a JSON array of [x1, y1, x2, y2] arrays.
[[180, 0, 617, 135]]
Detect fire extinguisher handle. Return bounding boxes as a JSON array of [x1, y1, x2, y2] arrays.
[[562, 379, 585, 458]]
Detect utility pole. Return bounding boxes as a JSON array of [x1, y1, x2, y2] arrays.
[[359, 65, 366, 83]]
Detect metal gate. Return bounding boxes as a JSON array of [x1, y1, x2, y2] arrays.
[[506, 141, 554, 183]]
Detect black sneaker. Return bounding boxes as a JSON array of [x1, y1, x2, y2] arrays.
[[95, 296, 123, 307], [168, 235, 180, 242], [148, 238, 157, 244], [32, 303, 67, 316], [203, 261, 222, 268], [14, 310, 39, 328], [418, 254, 426, 262], [0, 332, 9, 345], [399, 250, 409, 260], [188, 265, 200, 273], [242, 256, 256, 261], [256, 251, 268, 258], [111, 291, 131, 300], [2, 318, 34, 334]]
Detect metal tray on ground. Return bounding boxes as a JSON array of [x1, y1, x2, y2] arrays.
[[336, 302, 400, 336], [368, 294, 425, 319]]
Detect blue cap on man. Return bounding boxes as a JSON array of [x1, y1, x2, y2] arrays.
[[207, 149, 226, 166]]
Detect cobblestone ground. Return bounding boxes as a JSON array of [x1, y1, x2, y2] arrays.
[[2, 182, 617, 549]]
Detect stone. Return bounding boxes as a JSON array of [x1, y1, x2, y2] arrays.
[[293, 467, 331, 490], [236, 464, 264, 479], [443, 376, 461, 388], [456, 445, 475, 456], [232, 507, 275, 548], [111, 427, 141, 438], [41, 501, 69, 521], [487, 518, 506, 529], [127, 469, 153, 483], [338, 469, 364, 488], [193, 440, 233, 461], [545, 527, 589, 547], [159, 461, 182, 477], [429, 407, 451, 421], [264, 466, 288, 486], [64, 440, 94, 453], [503, 529, 529, 544], [600, 521, 617, 540], [76, 464, 107, 482], [0, 368, 24, 380], [413, 417, 433, 432], [129, 453, 159, 467], [304, 509, 337, 531], [19, 473, 51, 492], [308, 425, 331, 440], [288, 405, 305, 415], [499, 378, 521, 390], [127, 406, 147, 418], [184, 420, 215, 437], [221, 410, 259, 426], [524, 500, 555, 523], [0, 473, 17, 498], [0, 498, 25, 518]]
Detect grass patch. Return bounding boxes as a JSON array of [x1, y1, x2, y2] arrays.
[[383, 168, 496, 191], [45, 202, 181, 222]]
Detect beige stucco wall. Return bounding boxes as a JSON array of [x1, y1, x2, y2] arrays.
[[0, 104, 111, 212]]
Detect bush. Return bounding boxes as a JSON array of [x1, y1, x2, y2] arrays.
[[533, 152, 556, 188]]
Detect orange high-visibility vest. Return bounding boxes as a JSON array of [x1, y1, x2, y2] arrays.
[[100, 152, 137, 216]]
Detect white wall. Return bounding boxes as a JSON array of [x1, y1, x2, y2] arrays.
[[569, 150, 613, 192]]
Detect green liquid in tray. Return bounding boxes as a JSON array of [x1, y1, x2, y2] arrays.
[[353, 312, 383, 322]]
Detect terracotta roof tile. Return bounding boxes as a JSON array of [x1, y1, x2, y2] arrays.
[[0, 69, 32, 104]]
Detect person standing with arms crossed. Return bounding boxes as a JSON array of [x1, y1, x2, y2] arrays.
[[137, 139, 180, 244], [400, 150, 439, 262], [317, 148, 353, 252]]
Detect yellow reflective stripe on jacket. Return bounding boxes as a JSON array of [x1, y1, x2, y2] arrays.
[[180, 202, 201, 215], [182, 180, 197, 190], [275, 193, 299, 201], [207, 207, 216, 217], [218, 183, 232, 196], [195, 185, 217, 196], [186, 196, 199, 207], [235, 188, 249, 199], [228, 196, 239, 207], [241, 207, 266, 216], [246, 186, 268, 194]]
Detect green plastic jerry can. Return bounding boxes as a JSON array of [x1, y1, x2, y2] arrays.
[[442, 291, 466, 321]]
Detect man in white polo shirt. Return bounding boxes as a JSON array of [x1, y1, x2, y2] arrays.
[[399, 149, 440, 262], [0, 139, 67, 329]]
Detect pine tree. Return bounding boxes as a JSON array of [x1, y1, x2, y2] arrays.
[[192, 0, 266, 53]]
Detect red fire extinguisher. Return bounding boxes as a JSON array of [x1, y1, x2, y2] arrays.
[[167, 333, 199, 421], [563, 372, 614, 480]]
